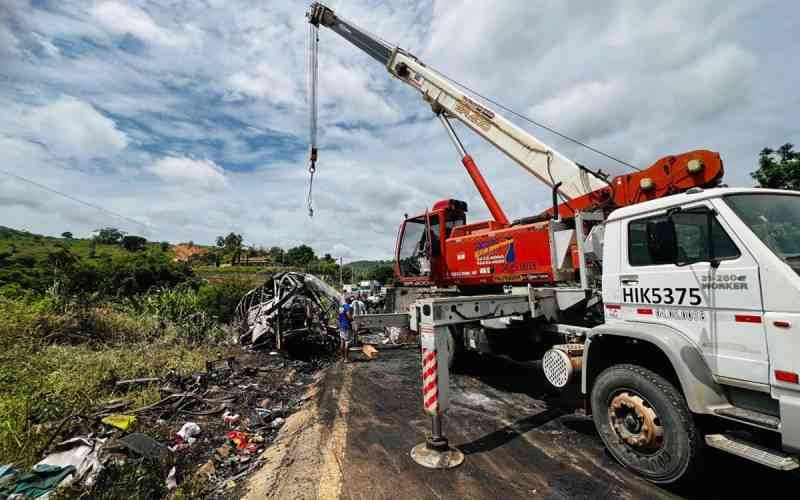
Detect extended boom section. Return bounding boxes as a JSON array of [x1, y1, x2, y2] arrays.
[[307, 2, 724, 289]]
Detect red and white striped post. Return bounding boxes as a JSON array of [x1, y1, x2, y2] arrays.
[[411, 323, 464, 469]]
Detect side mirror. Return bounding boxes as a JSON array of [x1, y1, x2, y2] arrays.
[[646, 217, 678, 264]]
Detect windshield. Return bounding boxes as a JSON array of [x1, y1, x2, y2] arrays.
[[398, 217, 426, 276], [725, 193, 800, 275]]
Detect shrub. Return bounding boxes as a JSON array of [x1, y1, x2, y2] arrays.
[[196, 277, 253, 324]]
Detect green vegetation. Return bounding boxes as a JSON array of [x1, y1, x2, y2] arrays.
[[0, 226, 173, 297], [345, 260, 395, 284], [0, 227, 251, 468], [752, 143, 800, 190], [0, 225, 397, 469]]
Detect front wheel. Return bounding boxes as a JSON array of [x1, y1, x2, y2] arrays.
[[590, 364, 702, 484]]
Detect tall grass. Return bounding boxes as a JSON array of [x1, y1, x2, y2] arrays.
[[0, 282, 242, 465]]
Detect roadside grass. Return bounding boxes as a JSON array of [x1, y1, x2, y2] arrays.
[[0, 294, 228, 467], [0, 229, 260, 468]]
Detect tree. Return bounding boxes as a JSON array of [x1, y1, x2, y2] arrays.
[[223, 233, 244, 265], [61, 231, 73, 239], [122, 235, 148, 252], [268, 246, 285, 264], [751, 143, 800, 190], [216, 236, 225, 248], [160, 241, 170, 252], [94, 227, 126, 244], [286, 244, 316, 266], [368, 264, 395, 284], [47, 247, 78, 274]]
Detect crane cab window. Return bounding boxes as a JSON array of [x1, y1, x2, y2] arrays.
[[398, 217, 427, 276], [445, 212, 466, 238], [628, 211, 740, 266]]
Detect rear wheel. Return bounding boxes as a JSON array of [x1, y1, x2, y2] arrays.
[[445, 326, 461, 370], [591, 364, 702, 484]]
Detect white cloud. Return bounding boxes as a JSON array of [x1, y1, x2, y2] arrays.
[[0, 22, 19, 57], [91, 1, 187, 47], [31, 32, 60, 58], [0, 0, 795, 260], [19, 97, 128, 160], [226, 64, 299, 104], [146, 157, 228, 192]]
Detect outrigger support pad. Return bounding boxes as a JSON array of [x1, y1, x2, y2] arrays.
[[410, 415, 464, 469]]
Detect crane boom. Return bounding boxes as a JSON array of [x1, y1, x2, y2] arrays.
[[307, 3, 606, 202], [307, 2, 725, 290]]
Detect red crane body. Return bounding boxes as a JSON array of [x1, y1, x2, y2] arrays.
[[395, 150, 723, 288]]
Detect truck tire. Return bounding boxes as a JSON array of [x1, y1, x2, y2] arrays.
[[590, 364, 702, 484], [446, 325, 462, 370]]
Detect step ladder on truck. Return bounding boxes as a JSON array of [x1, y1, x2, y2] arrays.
[[306, 2, 800, 483]]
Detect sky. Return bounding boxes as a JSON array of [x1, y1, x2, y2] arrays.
[[0, 0, 798, 260]]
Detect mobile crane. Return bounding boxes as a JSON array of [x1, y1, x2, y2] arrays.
[[307, 3, 723, 292], [307, 2, 800, 484]]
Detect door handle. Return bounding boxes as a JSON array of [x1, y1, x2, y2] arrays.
[[620, 275, 639, 285]]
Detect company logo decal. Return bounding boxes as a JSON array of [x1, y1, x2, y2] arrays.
[[475, 238, 515, 265]]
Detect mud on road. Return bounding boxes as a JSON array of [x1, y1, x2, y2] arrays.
[[246, 348, 800, 499]]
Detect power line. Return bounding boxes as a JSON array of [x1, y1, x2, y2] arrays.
[[0, 168, 152, 230], [431, 68, 643, 172]]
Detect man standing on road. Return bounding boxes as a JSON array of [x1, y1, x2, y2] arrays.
[[338, 296, 354, 363], [352, 294, 367, 316]]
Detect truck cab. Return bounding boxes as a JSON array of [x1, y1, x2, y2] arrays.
[[394, 199, 467, 286], [586, 187, 800, 482]]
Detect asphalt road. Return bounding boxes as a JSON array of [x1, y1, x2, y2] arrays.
[[321, 348, 800, 500]]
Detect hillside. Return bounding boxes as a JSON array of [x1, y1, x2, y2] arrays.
[[0, 226, 174, 296], [344, 259, 394, 283]]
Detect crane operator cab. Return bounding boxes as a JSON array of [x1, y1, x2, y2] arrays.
[[395, 199, 467, 285]]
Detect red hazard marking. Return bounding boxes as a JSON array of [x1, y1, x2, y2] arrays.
[[422, 366, 437, 379], [605, 304, 621, 310], [637, 308, 653, 315], [423, 351, 436, 364], [735, 314, 762, 324], [425, 393, 438, 408], [423, 380, 437, 394]]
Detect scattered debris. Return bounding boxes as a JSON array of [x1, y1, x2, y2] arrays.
[[362, 344, 379, 359], [222, 410, 241, 427], [237, 272, 342, 352], [176, 422, 201, 444], [115, 377, 160, 389], [195, 460, 216, 482], [101, 414, 136, 431], [165, 466, 177, 490], [2, 343, 329, 499], [0, 464, 75, 499], [116, 433, 170, 460], [38, 436, 105, 489]]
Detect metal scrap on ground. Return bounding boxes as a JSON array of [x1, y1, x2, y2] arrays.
[[236, 272, 342, 350]]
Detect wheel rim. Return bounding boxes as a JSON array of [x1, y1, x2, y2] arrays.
[[607, 390, 664, 454]]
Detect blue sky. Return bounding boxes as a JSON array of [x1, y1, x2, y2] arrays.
[[0, 1, 798, 260]]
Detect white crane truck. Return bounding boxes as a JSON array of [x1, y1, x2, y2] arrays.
[[307, 2, 800, 483]]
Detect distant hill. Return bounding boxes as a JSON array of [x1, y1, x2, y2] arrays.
[[344, 259, 394, 284], [0, 226, 172, 296], [345, 259, 392, 272]]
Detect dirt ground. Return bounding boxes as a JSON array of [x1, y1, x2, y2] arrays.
[[246, 348, 800, 499]]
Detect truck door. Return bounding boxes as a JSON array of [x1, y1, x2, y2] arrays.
[[620, 204, 769, 384]]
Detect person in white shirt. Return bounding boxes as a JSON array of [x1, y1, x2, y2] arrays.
[[352, 294, 367, 316]]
